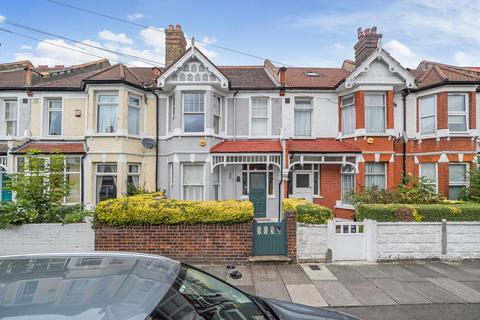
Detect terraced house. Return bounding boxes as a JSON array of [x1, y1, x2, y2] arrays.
[[0, 25, 479, 220]]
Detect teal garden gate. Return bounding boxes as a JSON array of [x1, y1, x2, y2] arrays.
[[253, 218, 287, 256]]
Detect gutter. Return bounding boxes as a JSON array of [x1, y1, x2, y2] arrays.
[[401, 88, 410, 182]]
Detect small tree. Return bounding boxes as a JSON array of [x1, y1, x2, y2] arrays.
[[7, 150, 70, 222], [459, 167, 480, 202]]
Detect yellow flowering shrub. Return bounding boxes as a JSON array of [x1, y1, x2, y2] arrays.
[[94, 193, 254, 226], [283, 198, 333, 224]]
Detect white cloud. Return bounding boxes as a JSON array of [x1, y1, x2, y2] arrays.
[[453, 51, 480, 66], [334, 42, 344, 49], [98, 30, 133, 45], [384, 39, 419, 68], [127, 13, 144, 21], [0, 15, 5, 23], [188, 36, 218, 60], [20, 45, 32, 50]]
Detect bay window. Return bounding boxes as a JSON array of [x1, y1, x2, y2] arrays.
[[127, 163, 140, 195], [448, 94, 468, 132], [183, 93, 205, 133], [365, 163, 386, 189], [365, 93, 385, 133], [251, 97, 269, 136], [97, 94, 118, 133], [128, 95, 141, 135], [341, 164, 355, 204], [449, 163, 468, 200], [47, 98, 62, 136], [419, 163, 437, 191], [213, 95, 221, 134], [5, 99, 18, 136], [294, 98, 313, 136], [168, 95, 175, 133], [341, 95, 355, 135], [65, 157, 81, 203], [96, 163, 117, 203], [182, 163, 204, 200], [419, 95, 436, 135], [213, 166, 220, 200]]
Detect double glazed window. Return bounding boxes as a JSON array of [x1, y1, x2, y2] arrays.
[[127, 163, 140, 194], [449, 164, 468, 200], [420, 163, 437, 191], [96, 164, 117, 203], [448, 94, 468, 132], [365, 163, 386, 189], [213, 166, 220, 200], [341, 164, 355, 204], [365, 93, 385, 133], [213, 95, 221, 134], [168, 95, 175, 133], [183, 93, 205, 133], [182, 164, 204, 200], [251, 98, 269, 136], [5, 99, 18, 136], [294, 98, 313, 136], [341, 95, 355, 135], [65, 157, 81, 203], [97, 94, 118, 133], [419, 95, 436, 135], [128, 95, 141, 135], [47, 99, 62, 136]]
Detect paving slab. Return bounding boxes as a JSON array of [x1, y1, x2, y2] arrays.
[[457, 261, 480, 277], [327, 265, 372, 285], [277, 264, 312, 285], [426, 262, 479, 281], [285, 284, 328, 307], [301, 263, 337, 281], [255, 280, 291, 301], [459, 281, 480, 293], [195, 265, 226, 280], [354, 264, 390, 279], [251, 265, 281, 281], [401, 263, 446, 278], [405, 281, 466, 303], [344, 283, 397, 306], [427, 277, 480, 303], [372, 278, 430, 304], [376, 264, 423, 282], [313, 280, 361, 307], [224, 265, 253, 286]]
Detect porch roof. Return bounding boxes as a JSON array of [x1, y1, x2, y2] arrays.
[[287, 139, 360, 154], [12, 141, 86, 154], [211, 139, 282, 153]]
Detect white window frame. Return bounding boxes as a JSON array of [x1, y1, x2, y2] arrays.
[[341, 95, 355, 135], [127, 163, 141, 190], [127, 95, 141, 136], [365, 92, 386, 134], [294, 98, 313, 137], [419, 162, 438, 192], [168, 95, 175, 133], [182, 92, 205, 133], [341, 164, 355, 204], [419, 95, 436, 135], [448, 93, 469, 133], [364, 163, 387, 189], [448, 163, 469, 200], [289, 164, 320, 197], [213, 165, 221, 200], [213, 95, 222, 135], [4, 98, 19, 137], [95, 163, 118, 204], [181, 163, 205, 200], [64, 156, 82, 204], [241, 164, 275, 198], [46, 98, 63, 137], [168, 162, 174, 193], [249, 97, 270, 137], [96, 92, 119, 134]]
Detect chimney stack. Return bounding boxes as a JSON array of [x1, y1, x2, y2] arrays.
[[165, 24, 187, 68], [354, 26, 382, 66]]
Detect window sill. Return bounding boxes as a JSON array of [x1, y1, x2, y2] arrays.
[[334, 202, 355, 210]]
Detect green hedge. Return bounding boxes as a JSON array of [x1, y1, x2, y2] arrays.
[[356, 203, 480, 222], [283, 198, 333, 224], [94, 193, 254, 226]]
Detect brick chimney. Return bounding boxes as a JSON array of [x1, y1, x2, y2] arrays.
[[165, 25, 187, 68], [354, 26, 382, 66]]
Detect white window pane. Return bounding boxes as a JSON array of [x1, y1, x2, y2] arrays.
[[252, 103, 268, 118], [98, 95, 118, 103], [449, 186, 463, 200], [342, 96, 354, 106], [342, 106, 355, 134], [295, 99, 312, 110], [48, 99, 62, 109], [449, 164, 467, 182], [294, 110, 311, 136], [365, 163, 385, 174], [128, 96, 140, 106], [251, 119, 268, 136], [128, 106, 140, 135], [66, 173, 81, 203], [66, 157, 81, 172], [366, 106, 385, 133], [183, 165, 204, 184], [420, 163, 436, 182], [448, 95, 466, 112], [184, 93, 204, 112], [97, 105, 117, 133], [421, 116, 435, 134], [184, 114, 204, 132], [97, 164, 117, 173], [448, 115, 467, 132], [365, 163, 386, 188], [365, 94, 384, 106], [49, 110, 62, 135], [128, 164, 140, 174], [183, 186, 204, 200], [419, 96, 435, 116]]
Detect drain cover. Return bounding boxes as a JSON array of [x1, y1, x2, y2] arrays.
[[309, 264, 321, 271]]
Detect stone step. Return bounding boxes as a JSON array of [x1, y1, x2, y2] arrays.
[[248, 255, 292, 264]]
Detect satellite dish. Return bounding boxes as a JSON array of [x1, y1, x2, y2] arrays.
[[141, 138, 156, 149]]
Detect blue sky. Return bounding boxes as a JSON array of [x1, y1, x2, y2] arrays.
[[0, 0, 479, 69]]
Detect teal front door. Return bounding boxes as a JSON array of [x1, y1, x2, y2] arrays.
[[249, 172, 267, 218], [0, 171, 12, 201]]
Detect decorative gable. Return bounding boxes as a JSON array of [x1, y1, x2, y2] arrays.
[[169, 57, 220, 83]]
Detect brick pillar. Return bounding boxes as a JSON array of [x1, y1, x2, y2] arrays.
[[438, 162, 449, 198], [437, 92, 448, 130], [286, 210, 297, 262], [386, 90, 394, 129], [387, 160, 395, 189], [356, 162, 365, 192], [355, 91, 365, 129], [469, 91, 476, 129]]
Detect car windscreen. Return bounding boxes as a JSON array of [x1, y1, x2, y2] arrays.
[[148, 265, 269, 320]]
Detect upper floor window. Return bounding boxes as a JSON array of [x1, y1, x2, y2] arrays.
[[251, 97, 269, 136], [294, 98, 313, 137], [183, 93, 204, 133], [365, 93, 385, 133], [341, 95, 355, 135], [128, 95, 141, 135], [47, 98, 62, 136], [448, 93, 468, 132], [97, 94, 118, 133], [168, 95, 175, 133], [5, 99, 18, 136], [365, 163, 386, 189], [419, 95, 436, 135], [213, 95, 221, 134]]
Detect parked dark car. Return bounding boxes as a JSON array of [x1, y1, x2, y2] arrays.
[[0, 253, 359, 320]]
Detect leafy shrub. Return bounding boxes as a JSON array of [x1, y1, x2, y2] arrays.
[[459, 168, 480, 202], [282, 198, 333, 224], [356, 203, 480, 222], [94, 192, 254, 226]]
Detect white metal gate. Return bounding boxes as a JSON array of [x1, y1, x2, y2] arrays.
[[327, 220, 377, 262]]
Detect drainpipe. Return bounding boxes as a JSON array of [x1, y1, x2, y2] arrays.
[[278, 151, 283, 220], [233, 89, 239, 141], [401, 88, 410, 183], [152, 89, 160, 191]]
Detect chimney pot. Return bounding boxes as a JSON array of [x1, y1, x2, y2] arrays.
[[176, 24, 182, 30], [354, 26, 382, 66]]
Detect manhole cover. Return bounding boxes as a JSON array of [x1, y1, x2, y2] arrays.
[[309, 265, 321, 271]]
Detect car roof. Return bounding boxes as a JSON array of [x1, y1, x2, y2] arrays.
[[0, 252, 181, 320]]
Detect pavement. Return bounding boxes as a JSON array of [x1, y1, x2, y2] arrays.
[[195, 261, 480, 320]]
